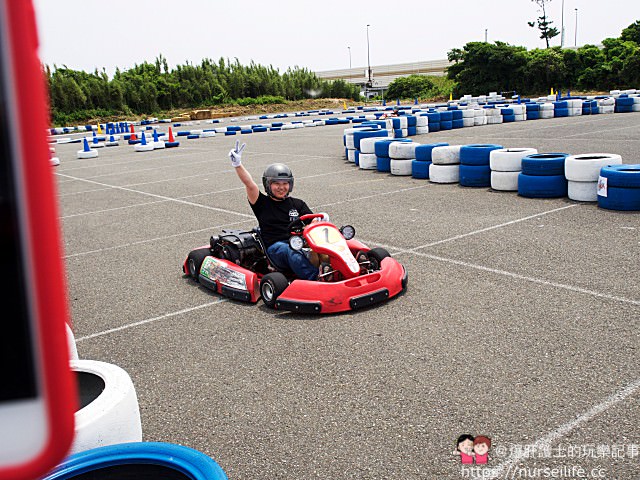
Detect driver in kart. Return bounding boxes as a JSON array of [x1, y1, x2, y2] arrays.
[[228, 141, 325, 281]]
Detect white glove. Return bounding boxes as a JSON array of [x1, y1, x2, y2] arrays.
[[229, 140, 246, 168], [318, 212, 330, 222]]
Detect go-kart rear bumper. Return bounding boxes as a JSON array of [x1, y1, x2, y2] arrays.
[[275, 257, 407, 314]]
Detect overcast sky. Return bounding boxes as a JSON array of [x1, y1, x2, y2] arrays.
[[33, 0, 639, 76]]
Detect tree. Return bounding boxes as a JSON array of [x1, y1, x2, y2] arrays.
[[385, 75, 434, 100], [528, 0, 560, 48], [620, 20, 640, 44]]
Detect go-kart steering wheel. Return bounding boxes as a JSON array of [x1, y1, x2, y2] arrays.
[[288, 213, 324, 234]]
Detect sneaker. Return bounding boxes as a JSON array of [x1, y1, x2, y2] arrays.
[[318, 262, 333, 282], [355, 250, 369, 273]]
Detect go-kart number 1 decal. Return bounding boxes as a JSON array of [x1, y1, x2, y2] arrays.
[[309, 226, 360, 273], [309, 226, 342, 247]]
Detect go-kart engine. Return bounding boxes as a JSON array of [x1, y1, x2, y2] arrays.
[[210, 230, 262, 269]]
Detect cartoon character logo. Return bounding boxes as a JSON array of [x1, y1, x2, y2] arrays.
[[453, 434, 492, 464]]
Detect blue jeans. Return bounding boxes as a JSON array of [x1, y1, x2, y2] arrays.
[[267, 241, 318, 280]]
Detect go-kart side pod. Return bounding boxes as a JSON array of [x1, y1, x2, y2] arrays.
[[184, 249, 260, 303], [274, 256, 407, 314]]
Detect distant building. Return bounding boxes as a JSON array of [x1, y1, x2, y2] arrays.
[[315, 58, 452, 98]]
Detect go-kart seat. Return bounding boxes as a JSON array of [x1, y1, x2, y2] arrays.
[[252, 227, 294, 275]]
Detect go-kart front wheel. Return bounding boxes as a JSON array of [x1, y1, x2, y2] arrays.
[[260, 272, 289, 308], [367, 247, 390, 271]]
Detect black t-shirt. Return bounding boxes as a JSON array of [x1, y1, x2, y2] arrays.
[[250, 192, 313, 248]]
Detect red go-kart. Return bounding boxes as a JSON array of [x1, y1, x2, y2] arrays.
[[183, 214, 407, 313]]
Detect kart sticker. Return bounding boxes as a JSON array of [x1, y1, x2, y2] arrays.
[[201, 257, 247, 290]]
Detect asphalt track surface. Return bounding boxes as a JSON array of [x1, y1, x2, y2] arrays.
[[55, 111, 639, 479]]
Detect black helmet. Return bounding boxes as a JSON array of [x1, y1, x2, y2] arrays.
[[262, 163, 294, 197]]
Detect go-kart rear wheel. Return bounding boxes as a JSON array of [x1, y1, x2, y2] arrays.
[[367, 247, 390, 271], [260, 272, 289, 308], [186, 248, 210, 282]]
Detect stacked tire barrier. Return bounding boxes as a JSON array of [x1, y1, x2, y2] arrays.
[[430, 145, 462, 183], [518, 153, 569, 198], [490, 148, 538, 191], [597, 164, 640, 211], [352, 127, 389, 166], [565, 153, 623, 201], [412, 142, 448, 179], [359, 135, 393, 170], [375, 138, 411, 172], [389, 141, 419, 176], [459, 144, 503, 187]]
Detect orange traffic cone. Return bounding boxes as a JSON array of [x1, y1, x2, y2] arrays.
[[129, 124, 138, 141], [166, 126, 179, 148], [168, 127, 175, 142]]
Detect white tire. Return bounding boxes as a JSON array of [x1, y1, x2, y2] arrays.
[[514, 114, 525, 121], [490, 148, 538, 172], [66, 323, 78, 361], [390, 159, 413, 176], [565, 153, 622, 181], [539, 103, 554, 111], [345, 134, 355, 149], [398, 116, 408, 129], [416, 126, 429, 134], [462, 118, 475, 127], [359, 153, 378, 170], [484, 108, 500, 117], [70, 359, 142, 455], [540, 110, 554, 119], [200, 131, 216, 137], [77, 149, 98, 159], [56, 137, 73, 144], [389, 141, 419, 159], [473, 109, 485, 117], [487, 116, 503, 124], [360, 136, 393, 154], [568, 180, 598, 202], [462, 109, 475, 118], [347, 148, 356, 163], [393, 128, 408, 138], [473, 116, 484, 126], [431, 145, 462, 165], [416, 116, 428, 127], [429, 164, 460, 183], [491, 171, 520, 191]]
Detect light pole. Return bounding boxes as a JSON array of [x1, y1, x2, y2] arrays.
[[561, 0, 565, 47], [574, 8, 578, 46], [348, 46, 351, 70], [485, 28, 488, 43], [366, 24, 372, 95]]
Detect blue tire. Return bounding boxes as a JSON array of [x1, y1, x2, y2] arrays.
[[615, 105, 633, 113], [354, 150, 360, 166], [429, 122, 441, 132], [165, 141, 180, 148], [408, 126, 417, 136], [187, 134, 200, 139], [598, 186, 640, 211], [452, 119, 464, 129], [460, 144, 503, 166], [376, 156, 391, 172], [224, 131, 236, 136], [525, 103, 540, 112], [518, 173, 567, 198], [599, 164, 640, 188], [407, 115, 417, 127], [411, 160, 431, 179], [440, 120, 453, 130], [616, 97, 634, 107], [353, 129, 388, 150], [452, 110, 463, 120], [176, 131, 191, 136], [415, 142, 449, 161], [554, 108, 569, 117], [521, 153, 569, 176], [439, 111, 453, 122], [425, 112, 441, 124], [527, 111, 540, 120], [503, 114, 516, 122], [501, 108, 514, 115], [459, 164, 491, 187], [553, 101, 568, 109], [41, 442, 228, 480]]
